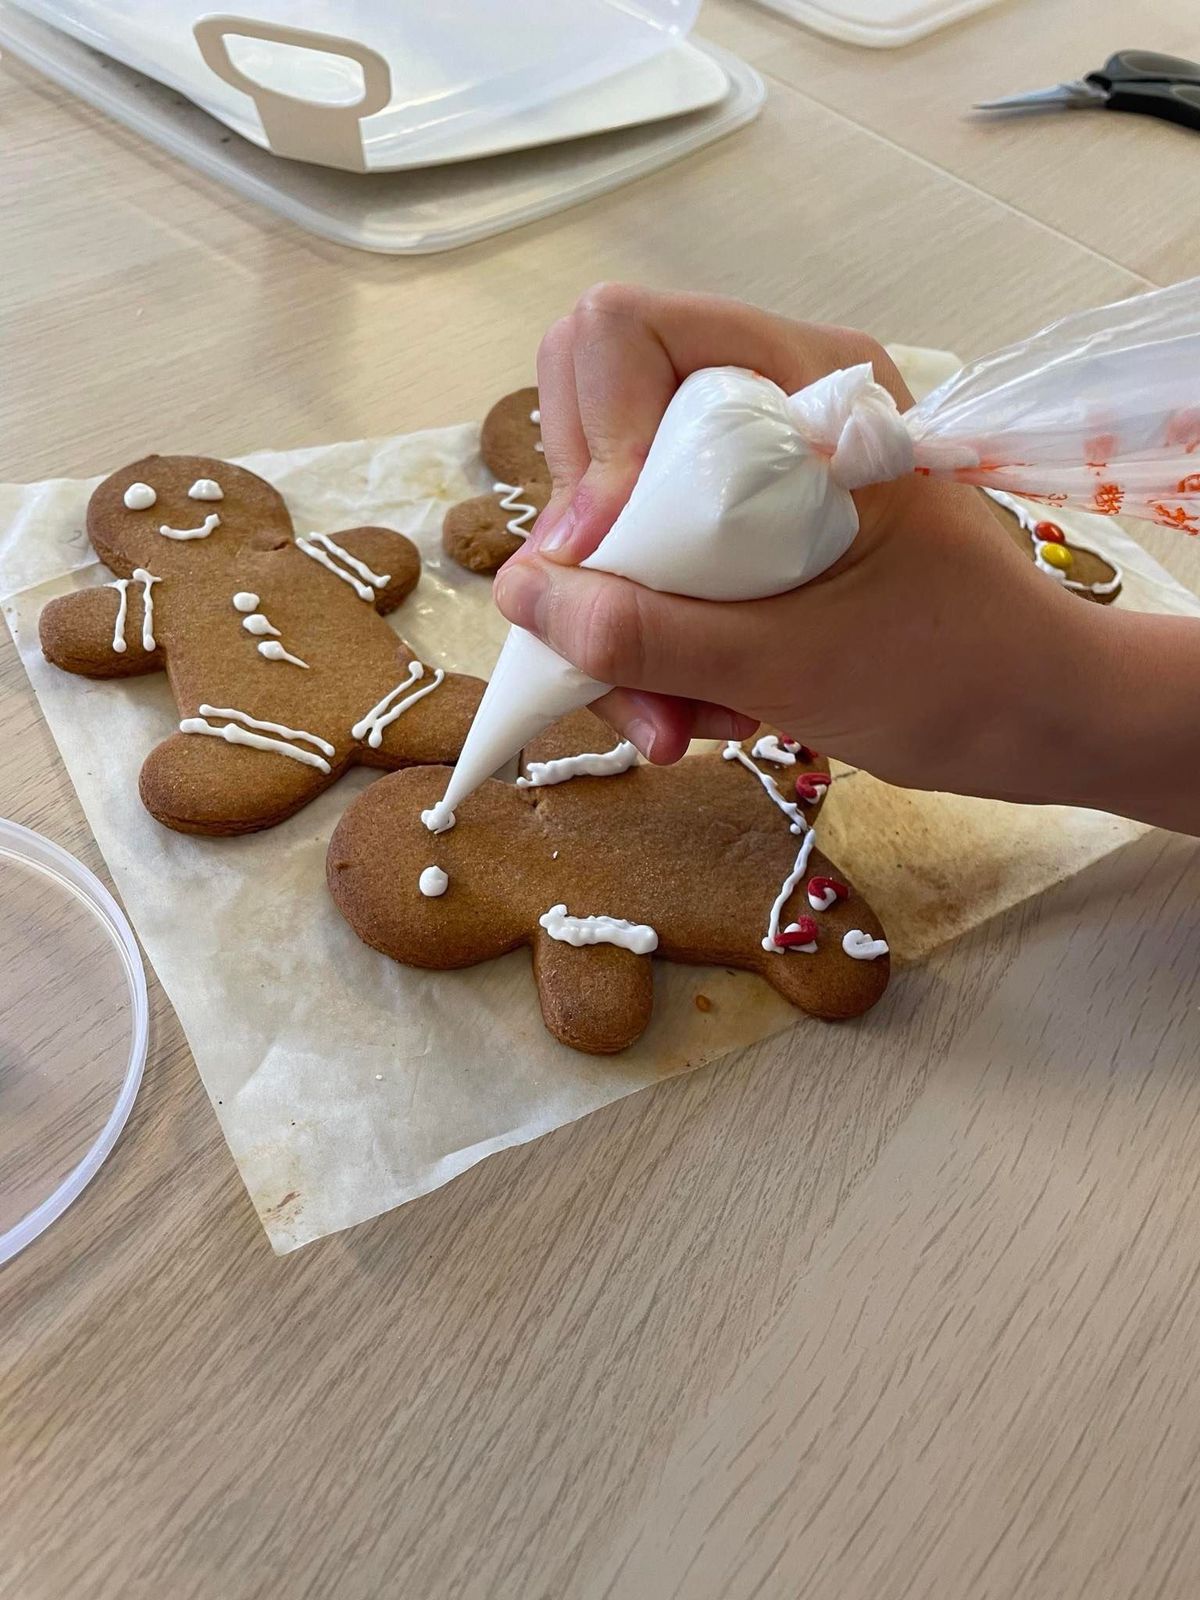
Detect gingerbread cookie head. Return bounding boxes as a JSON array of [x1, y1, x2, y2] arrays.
[[984, 488, 1122, 604], [442, 387, 550, 575], [328, 718, 888, 1055], [40, 454, 485, 835]]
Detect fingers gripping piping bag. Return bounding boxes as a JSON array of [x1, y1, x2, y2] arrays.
[[426, 277, 1200, 830]]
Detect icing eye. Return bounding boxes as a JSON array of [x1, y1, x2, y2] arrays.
[[188, 479, 224, 501], [123, 482, 157, 510]]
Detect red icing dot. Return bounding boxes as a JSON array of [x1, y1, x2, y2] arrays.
[[1034, 521, 1065, 544], [774, 915, 818, 948], [782, 736, 817, 762], [795, 771, 832, 802], [807, 875, 849, 905]]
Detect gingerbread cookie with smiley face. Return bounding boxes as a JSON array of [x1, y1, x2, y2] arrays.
[[442, 387, 549, 575], [39, 454, 485, 835]]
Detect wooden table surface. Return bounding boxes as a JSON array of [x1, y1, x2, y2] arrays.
[[3, 2, 1199, 1596]]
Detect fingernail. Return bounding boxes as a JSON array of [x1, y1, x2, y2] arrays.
[[627, 717, 657, 760], [494, 561, 547, 633], [539, 505, 576, 555]]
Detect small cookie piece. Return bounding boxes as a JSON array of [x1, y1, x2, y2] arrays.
[[984, 488, 1122, 604], [327, 733, 888, 1056], [39, 454, 485, 836], [443, 387, 550, 575]]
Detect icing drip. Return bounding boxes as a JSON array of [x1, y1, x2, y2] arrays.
[[842, 930, 889, 961], [296, 533, 389, 601], [123, 482, 156, 510], [751, 733, 796, 767], [984, 487, 1123, 597], [722, 742, 807, 833], [107, 579, 130, 653], [418, 865, 448, 897], [517, 740, 638, 787], [421, 803, 456, 834], [188, 479, 223, 500], [159, 511, 220, 541], [131, 568, 160, 650], [351, 662, 446, 749], [539, 904, 658, 954], [258, 641, 309, 669], [232, 592, 259, 612], [761, 831, 818, 953], [243, 614, 280, 637], [180, 704, 335, 773], [493, 481, 539, 538]]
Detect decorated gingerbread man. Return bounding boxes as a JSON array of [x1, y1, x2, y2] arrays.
[[442, 386, 549, 574], [328, 711, 889, 1054], [39, 454, 485, 835], [984, 488, 1122, 604]]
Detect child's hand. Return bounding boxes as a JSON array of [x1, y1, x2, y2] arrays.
[[495, 283, 1200, 832]]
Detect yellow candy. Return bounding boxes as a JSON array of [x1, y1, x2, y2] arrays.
[[1038, 541, 1073, 571]]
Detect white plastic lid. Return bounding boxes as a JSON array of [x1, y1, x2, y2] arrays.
[[0, 819, 148, 1265]]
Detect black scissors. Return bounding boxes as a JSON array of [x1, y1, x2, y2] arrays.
[[976, 49, 1200, 131]]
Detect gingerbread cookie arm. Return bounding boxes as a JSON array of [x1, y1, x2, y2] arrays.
[[442, 492, 534, 576], [532, 933, 654, 1054], [140, 724, 344, 836], [353, 658, 486, 771], [297, 527, 420, 614], [39, 583, 165, 681]]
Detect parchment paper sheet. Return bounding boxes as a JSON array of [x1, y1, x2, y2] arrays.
[[4, 349, 1197, 1252]]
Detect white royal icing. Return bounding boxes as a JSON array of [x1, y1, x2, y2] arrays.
[[232, 592, 259, 613], [296, 533, 390, 602], [188, 479, 223, 501], [751, 734, 796, 767], [530, 407, 544, 453], [179, 704, 335, 773], [351, 662, 445, 749], [421, 803, 456, 834], [131, 567, 160, 650], [538, 904, 658, 954], [761, 831, 818, 953], [517, 740, 638, 787], [106, 579, 130, 653], [159, 511, 220, 541], [722, 742, 807, 834], [242, 613, 280, 637], [842, 929, 889, 961], [493, 482, 539, 538], [123, 482, 156, 510], [807, 884, 838, 912], [418, 865, 448, 897], [258, 641, 309, 669], [984, 488, 1123, 597]]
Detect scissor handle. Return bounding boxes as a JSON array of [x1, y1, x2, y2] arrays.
[[1090, 49, 1200, 87]]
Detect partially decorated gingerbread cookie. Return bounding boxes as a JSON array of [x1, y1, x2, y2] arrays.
[[327, 713, 888, 1055], [984, 488, 1122, 604], [442, 386, 548, 574], [39, 454, 485, 835]]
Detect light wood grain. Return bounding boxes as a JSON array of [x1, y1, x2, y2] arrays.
[[2, 3, 1199, 1596]]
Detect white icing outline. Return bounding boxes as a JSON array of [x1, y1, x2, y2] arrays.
[[842, 929, 889, 961], [159, 512, 220, 541], [258, 641, 309, 669], [296, 532, 390, 602], [131, 567, 160, 651], [517, 741, 638, 787], [761, 831, 817, 953], [722, 742, 807, 834], [179, 704, 335, 773], [984, 487, 1123, 596], [538, 904, 658, 955], [107, 579, 129, 653], [493, 481, 539, 539], [351, 662, 446, 749]]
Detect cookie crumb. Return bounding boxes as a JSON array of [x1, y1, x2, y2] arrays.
[[375, 1073, 384, 1081], [695, 993, 713, 1013]]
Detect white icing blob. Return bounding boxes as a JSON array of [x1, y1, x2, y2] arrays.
[[751, 734, 796, 767], [188, 478, 223, 501], [242, 613, 280, 637], [232, 591, 259, 613], [539, 904, 658, 954], [258, 640, 309, 669], [418, 865, 448, 898], [123, 481, 156, 510], [421, 803, 456, 834], [517, 741, 638, 787], [842, 929, 889, 961], [159, 512, 220, 541]]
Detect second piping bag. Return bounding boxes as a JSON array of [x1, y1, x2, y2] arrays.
[[423, 276, 1200, 833]]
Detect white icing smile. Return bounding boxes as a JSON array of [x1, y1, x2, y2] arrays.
[[159, 511, 220, 541]]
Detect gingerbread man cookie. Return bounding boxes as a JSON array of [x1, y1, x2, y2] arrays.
[[39, 454, 485, 835], [328, 715, 888, 1055], [442, 387, 549, 574], [984, 488, 1122, 604]]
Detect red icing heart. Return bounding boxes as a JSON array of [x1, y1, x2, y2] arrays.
[[794, 771, 832, 802], [1034, 520, 1066, 543], [774, 916, 818, 948], [807, 875, 849, 906]]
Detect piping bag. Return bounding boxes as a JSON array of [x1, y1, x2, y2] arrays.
[[425, 277, 1200, 831]]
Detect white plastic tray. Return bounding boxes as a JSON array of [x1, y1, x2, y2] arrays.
[[749, 0, 1007, 49], [0, 6, 765, 254]]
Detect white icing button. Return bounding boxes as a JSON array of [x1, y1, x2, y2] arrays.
[[123, 482, 156, 510], [242, 613, 279, 637], [188, 478, 224, 501], [842, 929, 889, 961], [421, 803, 456, 834], [232, 592, 260, 613], [419, 865, 448, 897]]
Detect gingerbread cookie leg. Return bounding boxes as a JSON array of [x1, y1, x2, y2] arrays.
[[443, 386, 551, 575], [40, 577, 166, 680], [532, 934, 654, 1054]]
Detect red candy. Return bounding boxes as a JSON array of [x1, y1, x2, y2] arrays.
[[1034, 520, 1066, 544], [774, 916, 818, 949], [807, 875, 849, 906], [794, 771, 832, 802], [781, 736, 817, 763]]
